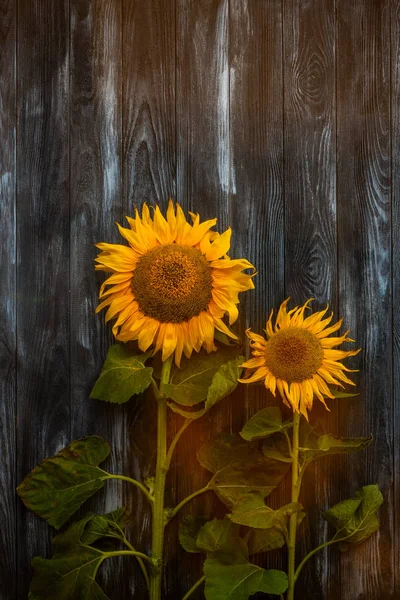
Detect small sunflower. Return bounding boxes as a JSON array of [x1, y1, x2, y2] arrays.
[[239, 298, 360, 418], [95, 200, 255, 365]]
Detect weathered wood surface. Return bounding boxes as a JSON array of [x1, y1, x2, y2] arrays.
[[0, 0, 397, 598]]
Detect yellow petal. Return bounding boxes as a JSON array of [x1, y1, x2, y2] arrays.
[[205, 228, 232, 261], [213, 317, 238, 340], [238, 367, 269, 384], [316, 319, 343, 338], [162, 323, 178, 361], [241, 357, 266, 369], [137, 319, 160, 352], [198, 311, 216, 353], [153, 205, 172, 244], [105, 295, 134, 322]]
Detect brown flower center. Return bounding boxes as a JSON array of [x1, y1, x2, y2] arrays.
[[131, 244, 213, 323], [264, 327, 323, 382]]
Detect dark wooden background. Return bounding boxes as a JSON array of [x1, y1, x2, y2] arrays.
[[1, 0, 398, 598]]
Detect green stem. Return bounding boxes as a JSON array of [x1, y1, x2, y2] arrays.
[[120, 532, 151, 592], [287, 412, 301, 600], [105, 474, 154, 505], [181, 575, 206, 600], [104, 550, 154, 563], [165, 418, 193, 472], [149, 355, 173, 600], [294, 537, 344, 582], [168, 485, 210, 521], [284, 429, 293, 456]]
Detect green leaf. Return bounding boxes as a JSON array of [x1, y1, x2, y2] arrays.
[[29, 515, 110, 600], [196, 519, 247, 563], [262, 433, 293, 463], [179, 515, 209, 553], [205, 356, 244, 411], [198, 434, 290, 507], [229, 492, 302, 529], [240, 407, 292, 441], [81, 507, 127, 545], [168, 402, 206, 420], [244, 527, 286, 555], [90, 345, 153, 404], [299, 431, 373, 463], [197, 433, 257, 473], [323, 484, 383, 547], [162, 347, 241, 407], [204, 559, 288, 599], [17, 437, 111, 529]]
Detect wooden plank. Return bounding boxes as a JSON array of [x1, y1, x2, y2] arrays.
[[16, 1, 70, 598], [69, 0, 125, 593], [122, 0, 176, 597], [282, 0, 338, 597], [175, 1, 232, 597], [0, 1, 16, 598], [229, 0, 285, 576], [392, 4, 400, 597], [336, 1, 393, 598]]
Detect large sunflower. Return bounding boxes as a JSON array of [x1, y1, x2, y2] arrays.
[[239, 298, 360, 418], [95, 200, 255, 365]]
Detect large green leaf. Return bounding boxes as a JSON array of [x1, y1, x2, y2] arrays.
[[262, 433, 293, 463], [29, 515, 110, 600], [162, 347, 242, 407], [198, 434, 290, 507], [196, 519, 247, 563], [240, 407, 292, 441], [244, 527, 286, 555], [323, 484, 382, 547], [90, 345, 153, 404], [205, 356, 244, 410], [204, 559, 288, 599], [197, 434, 257, 473], [229, 492, 302, 529], [299, 429, 373, 463], [179, 515, 209, 553], [17, 437, 111, 529]]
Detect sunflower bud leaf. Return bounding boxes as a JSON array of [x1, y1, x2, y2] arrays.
[[17, 436, 110, 529], [323, 484, 382, 547], [244, 527, 286, 555], [90, 345, 153, 403], [240, 407, 293, 441], [162, 347, 242, 407]]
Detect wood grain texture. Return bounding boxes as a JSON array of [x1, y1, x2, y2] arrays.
[[392, 4, 400, 597], [16, 1, 70, 598], [2, 0, 398, 598], [229, 0, 286, 578], [336, 1, 393, 599], [0, 1, 16, 598], [122, 1, 176, 597], [283, 1, 339, 598], [69, 0, 126, 593], [174, 2, 233, 597]]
